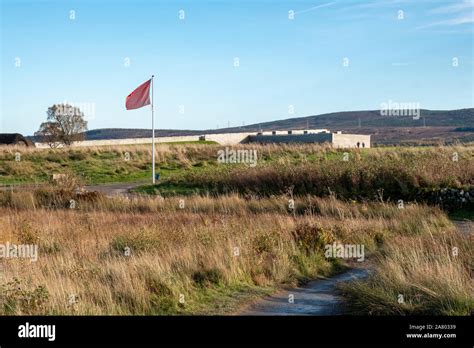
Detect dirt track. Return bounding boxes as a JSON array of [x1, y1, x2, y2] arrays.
[[82, 181, 147, 197], [241, 268, 369, 316], [453, 220, 473, 235], [0, 181, 147, 197]]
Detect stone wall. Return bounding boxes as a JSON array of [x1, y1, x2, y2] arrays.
[[34, 130, 371, 148], [418, 187, 474, 211], [35, 132, 253, 148], [246, 133, 333, 144]]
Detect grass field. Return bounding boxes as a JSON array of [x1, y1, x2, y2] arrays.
[[1, 144, 472, 196], [0, 142, 217, 185], [134, 144, 473, 210], [0, 188, 470, 315], [0, 143, 472, 315]]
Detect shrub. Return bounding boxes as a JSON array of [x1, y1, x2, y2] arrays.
[[1, 278, 50, 315], [192, 268, 224, 287], [292, 223, 335, 254]]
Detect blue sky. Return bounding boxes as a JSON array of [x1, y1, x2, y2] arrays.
[[1, 0, 473, 135]]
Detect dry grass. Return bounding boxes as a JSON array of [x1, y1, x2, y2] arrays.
[[0, 143, 471, 315], [341, 229, 473, 315], [164, 145, 474, 199], [2, 143, 472, 190], [0, 187, 466, 315]]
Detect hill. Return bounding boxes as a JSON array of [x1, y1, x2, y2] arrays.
[[31, 108, 474, 145]]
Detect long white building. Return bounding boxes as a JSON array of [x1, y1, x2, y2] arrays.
[[35, 129, 371, 148]]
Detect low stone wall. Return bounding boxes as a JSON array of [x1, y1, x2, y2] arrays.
[[34, 130, 371, 148], [246, 133, 333, 144], [35, 132, 253, 148], [418, 187, 474, 211]]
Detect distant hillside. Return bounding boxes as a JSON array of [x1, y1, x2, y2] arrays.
[[30, 108, 474, 145], [242, 108, 473, 130]]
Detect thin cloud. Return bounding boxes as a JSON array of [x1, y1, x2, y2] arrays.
[[294, 2, 337, 15], [429, 0, 474, 14], [342, 0, 421, 10], [417, 0, 474, 29], [416, 13, 474, 29]]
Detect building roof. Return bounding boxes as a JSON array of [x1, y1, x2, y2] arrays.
[[0, 133, 34, 146]]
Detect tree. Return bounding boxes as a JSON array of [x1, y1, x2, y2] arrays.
[[35, 121, 62, 148], [35, 104, 88, 147]]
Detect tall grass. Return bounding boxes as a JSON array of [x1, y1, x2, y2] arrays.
[[0, 143, 471, 315], [162, 145, 473, 200], [2, 144, 472, 192], [0, 186, 468, 315], [341, 230, 473, 315]]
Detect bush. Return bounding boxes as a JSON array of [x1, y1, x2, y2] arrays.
[[292, 223, 335, 254], [68, 151, 87, 161], [192, 268, 224, 287], [34, 187, 75, 208], [1, 278, 49, 315]]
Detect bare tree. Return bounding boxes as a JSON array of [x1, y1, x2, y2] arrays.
[[35, 104, 88, 147]]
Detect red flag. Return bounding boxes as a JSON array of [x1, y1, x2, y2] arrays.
[[126, 79, 151, 110]]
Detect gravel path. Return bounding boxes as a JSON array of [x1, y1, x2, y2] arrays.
[[241, 268, 369, 316], [0, 181, 147, 197], [453, 220, 473, 235], [82, 181, 147, 197]]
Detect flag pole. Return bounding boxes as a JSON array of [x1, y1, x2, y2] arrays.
[[151, 75, 155, 184]]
